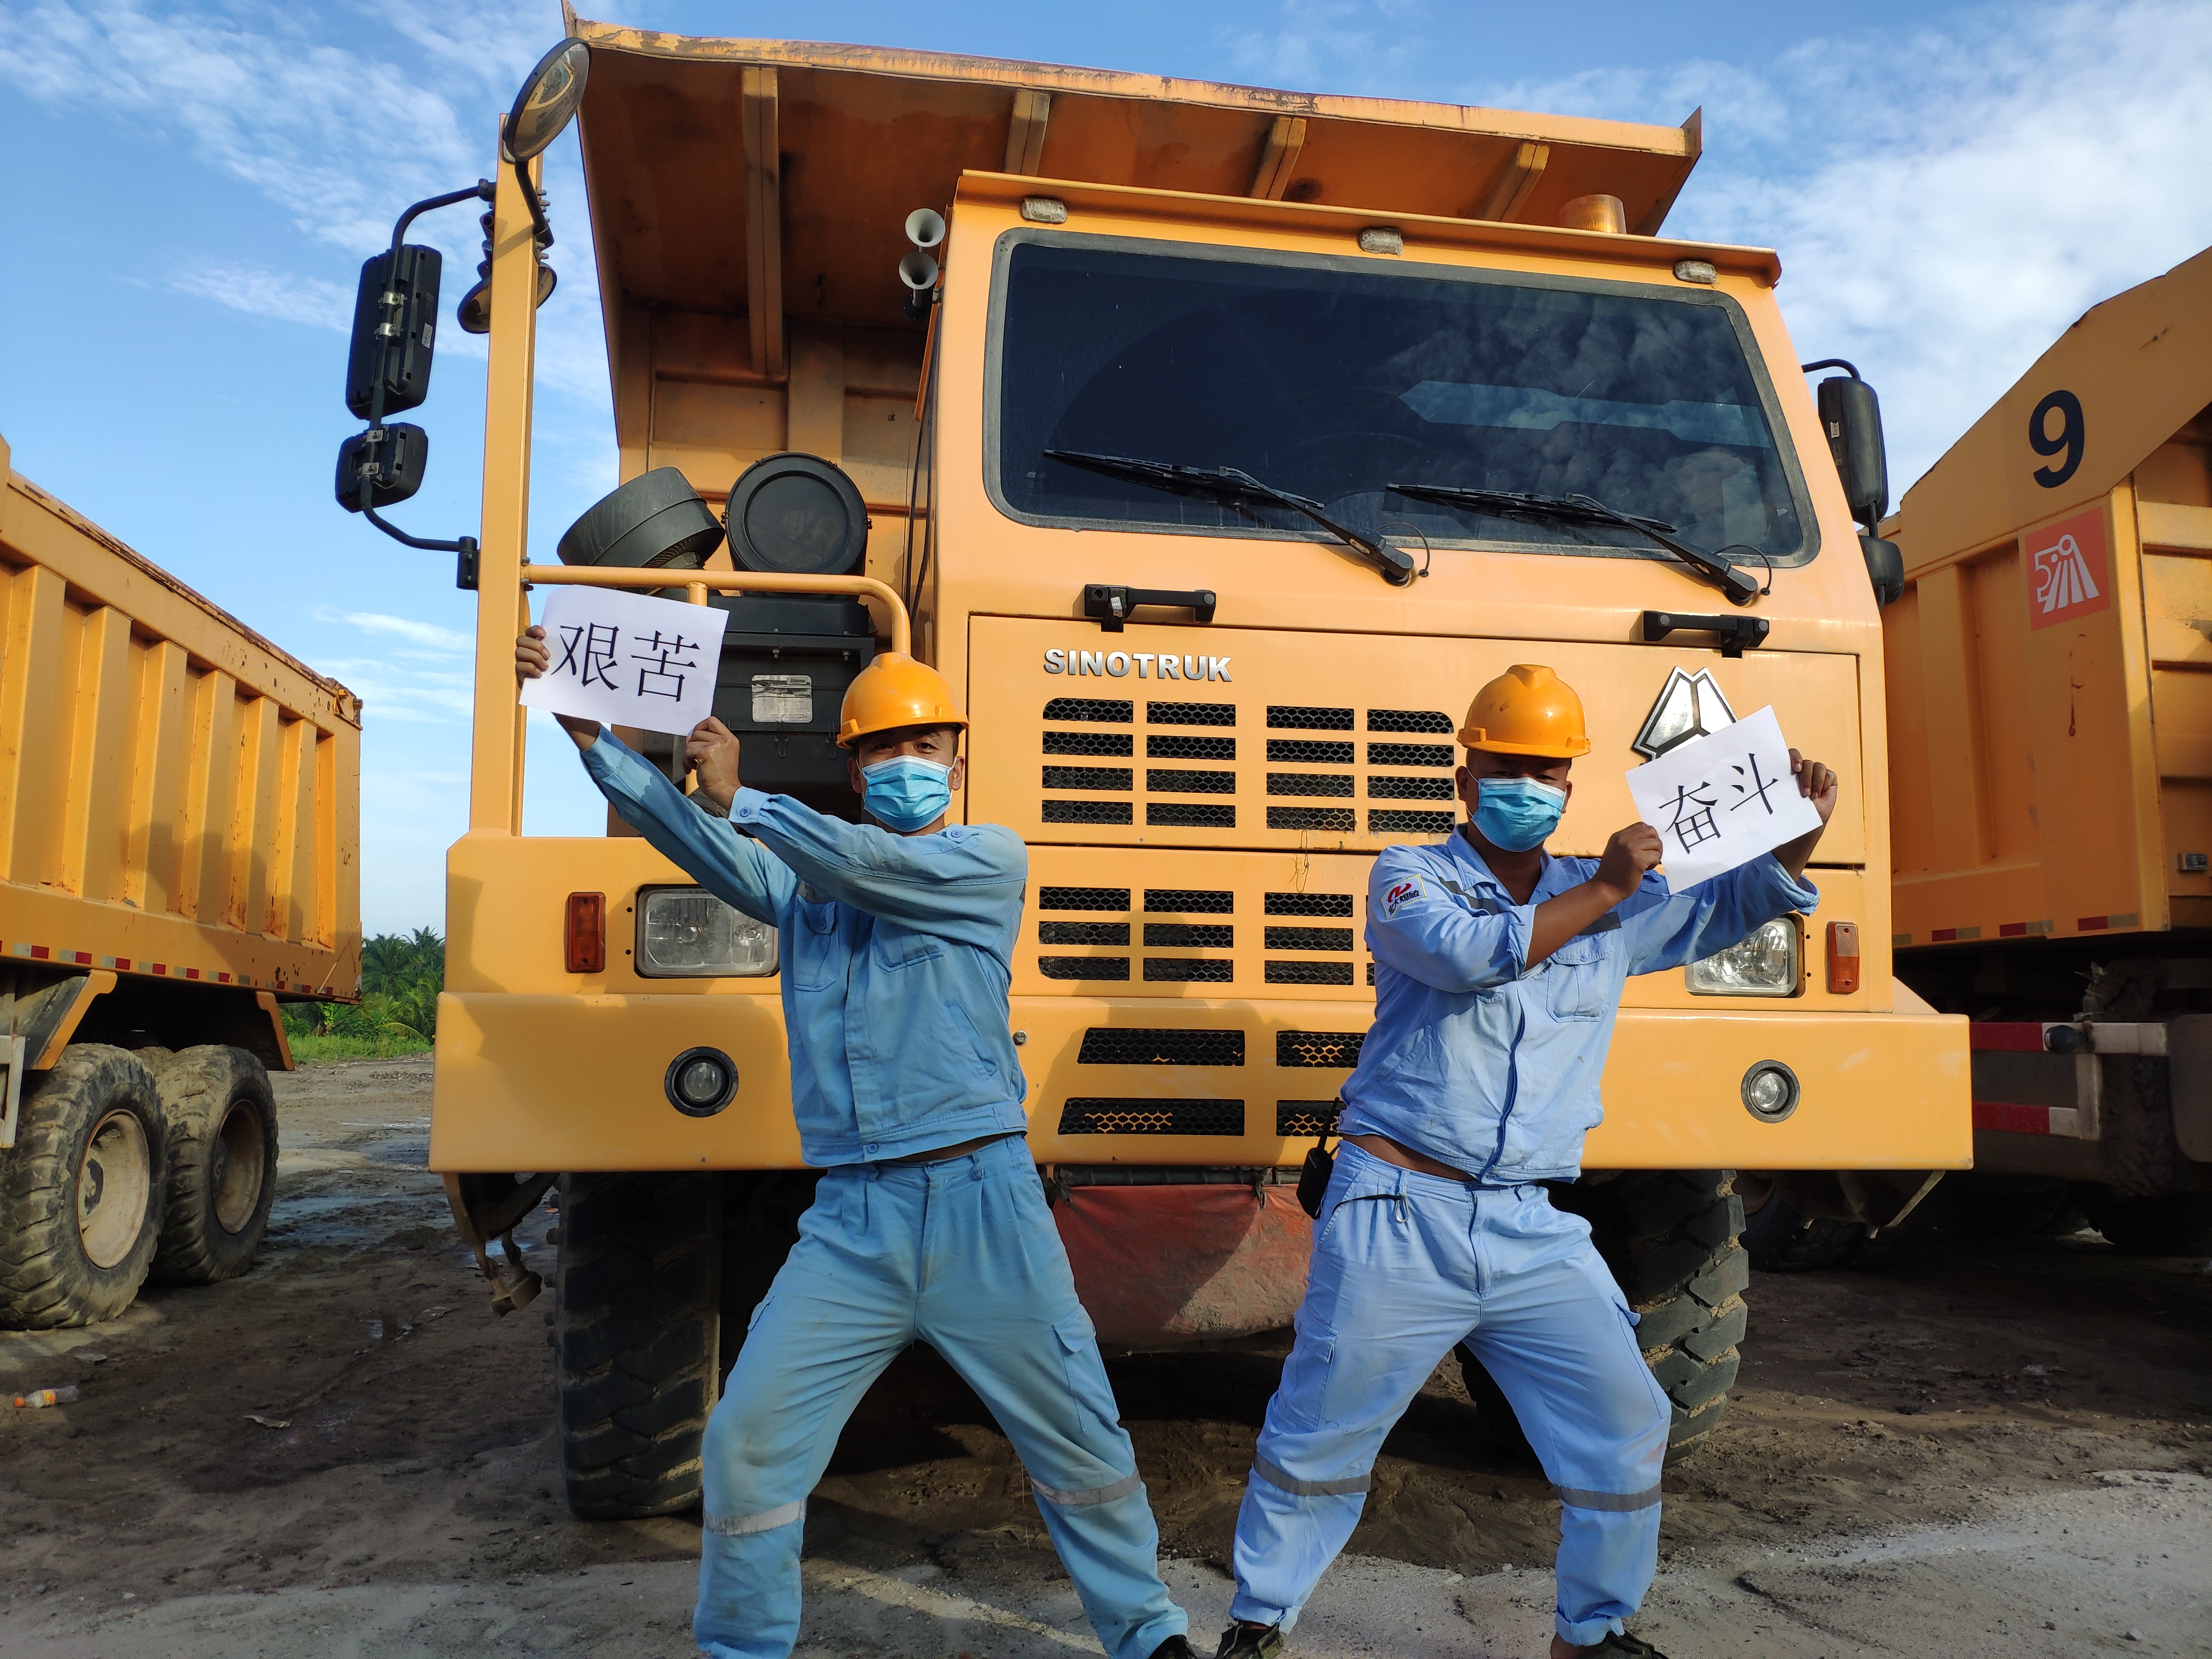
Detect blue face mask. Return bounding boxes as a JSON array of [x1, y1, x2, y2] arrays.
[[861, 755, 953, 832], [1472, 776, 1567, 853]]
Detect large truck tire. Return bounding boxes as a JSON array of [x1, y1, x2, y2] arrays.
[[1456, 1172, 1747, 1466], [556, 1171, 723, 1519], [1561, 1169, 1747, 1463], [1737, 1180, 1862, 1272], [149, 1046, 278, 1286], [2080, 1189, 2212, 1257], [0, 1045, 168, 1329]]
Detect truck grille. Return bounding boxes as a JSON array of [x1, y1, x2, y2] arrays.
[[1276, 1030, 1366, 1068], [1276, 1101, 1344, 1136], [1077, 1027, 1245, 1065], [1059, 1099, 1245, 1135], [1032, 696, 1460, 848]]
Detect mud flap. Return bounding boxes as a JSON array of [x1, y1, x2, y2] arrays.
[[443, 1171, 556, 1316]]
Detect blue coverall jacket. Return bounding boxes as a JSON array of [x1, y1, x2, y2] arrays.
[[581, 731, 1031, 1164], [1337, 830, 1820, 1181]]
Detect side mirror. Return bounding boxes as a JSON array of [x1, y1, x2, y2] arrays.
[[1859, 535, 1904, 609], [1808, 366, 1889, 529], [346, 245, 442, 420], [335, 424, 428, 511]]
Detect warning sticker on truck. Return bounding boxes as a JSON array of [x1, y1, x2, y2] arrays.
[[2027, 507, 2111, 630]]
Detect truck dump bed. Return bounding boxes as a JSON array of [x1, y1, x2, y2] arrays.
[[1886, 247, 2212, 946], [1, 435, 363, 1019]]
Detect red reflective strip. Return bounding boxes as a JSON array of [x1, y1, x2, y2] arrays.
[[217, 972, 232, 983], [30, 945, 49, 960], [1931, 927, 1959, 942], [72, 951, 91, 964], [1974, 1101, 2055, 1135], [152, 963, 168, 975], [114, 958, 131, 970], [1970, 1024, 2047, 1052], [2079, 916, 2109, 931], [1999, 922, 2028, 938], [185, 967, 200, 979]]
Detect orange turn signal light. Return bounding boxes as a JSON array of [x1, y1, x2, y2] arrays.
[[1825, 920, 1860, 994], [565, 891, 606, 974]]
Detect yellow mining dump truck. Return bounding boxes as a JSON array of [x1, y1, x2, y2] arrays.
[[395, 25, 1966, 1517], [1883, 247, 2212, 1256], [1, 432, 362, 1327]]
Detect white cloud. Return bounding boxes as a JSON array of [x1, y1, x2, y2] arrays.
[[331, 610, 473, 652], [1468, 0, 2212, 490], [169, 262, 353, 329]]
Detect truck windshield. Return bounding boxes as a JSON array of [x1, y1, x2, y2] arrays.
[[990, 236, 1812, 565]]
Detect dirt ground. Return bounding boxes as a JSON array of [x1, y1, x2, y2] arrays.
[[3, 1055, 2210, 1657]]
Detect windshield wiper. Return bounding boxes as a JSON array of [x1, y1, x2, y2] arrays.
[[1046, 449, 1417, 586], [1386, 483, 1762, 607]]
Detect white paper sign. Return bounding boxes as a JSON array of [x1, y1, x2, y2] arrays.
[[519, 586, 730, 736], [1623, 705, 1821, 890]]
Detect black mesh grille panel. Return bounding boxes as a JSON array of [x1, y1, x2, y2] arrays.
[[1147, 702, 1237, 726], [1367, 709, 1454, 733], [1147, 734, 1235, 759], [1040, 921, 1130, 945], [1045, 698, 1133, 723], [1045, 731, 1133, 757], [1147, 768, 1237, 795], [1039, 886, 1131, 911], [1144, 923, 1233, 948], [1267, 739, 1355, 764], [1058, 1099, 1245, 1135], [1144, 957, 1234, 983], [1368, 775, 1454, 800], [1040, 956, 1130, 980], [1266, 926, 1355, 951], [1148, 803, 1236, 828], [1369, 809, 1455, 834], [1276, 1030, 1367, 1068], [1266, 960, 1356, 985], [1367, 962, 1376, 985], [1267, 772, 1354, 798], [1146, 889, 1233, 913], [1043, 800, 1134, 825], [1268, 807, 1356, 832], [1043, 765, 1133, 791], [1269, 706, 1355, 730], [1077, 1028, 1245, 1065], [1276, 1101, 1342, 1136], [1265, 893, 1355, 917], [1367, 742, 1454, 768]]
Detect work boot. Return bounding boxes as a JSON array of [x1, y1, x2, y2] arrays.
[[1576, 1633, 1671, 1658], [1149, 1638, 1198, 1659], [1214, 1622, 1285, 1659]]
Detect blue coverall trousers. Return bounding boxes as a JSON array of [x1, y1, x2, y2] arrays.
[[694, 1134, 1188, 1659], [1231, 1144, 1672, 1649]]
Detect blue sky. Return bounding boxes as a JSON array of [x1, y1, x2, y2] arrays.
[[5, 0, 2211, 933]]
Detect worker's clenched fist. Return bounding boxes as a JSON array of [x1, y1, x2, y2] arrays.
[[686, 716, 743, 810], [1594, 822, 1664, 902], [514, 625, 602, 751]]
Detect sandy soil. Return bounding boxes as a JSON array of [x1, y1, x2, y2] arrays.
[[2, 1055, 2209, 1657]]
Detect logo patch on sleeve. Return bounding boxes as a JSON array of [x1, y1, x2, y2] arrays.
[[1381, 876, 1425, 919]]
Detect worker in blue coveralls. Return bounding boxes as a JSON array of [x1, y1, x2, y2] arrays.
[[517, 631, 1194, 1659], [1215, 664, 1837, 1659]]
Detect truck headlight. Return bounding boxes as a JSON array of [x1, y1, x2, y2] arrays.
[[1686, 917, 1800, 997], [636, 887, 778, 978]]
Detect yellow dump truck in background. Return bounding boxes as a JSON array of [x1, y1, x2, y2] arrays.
[[1877, 247, 2212, 1257], [1, 431, 362, 1328], [364, 26, 1968, 1519]]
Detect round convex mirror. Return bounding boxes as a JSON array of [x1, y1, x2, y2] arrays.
[[506, 40, 590, 162]]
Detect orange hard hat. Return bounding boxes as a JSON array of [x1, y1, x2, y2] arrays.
[[1458, 664, 1592, 758], [837, 652, 966, 747]]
